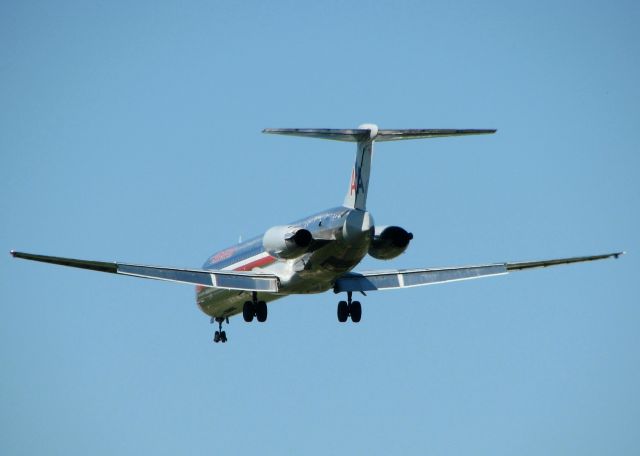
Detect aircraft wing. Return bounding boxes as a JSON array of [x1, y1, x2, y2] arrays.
[[10, 251, 279, 292], [333, 252, 624, 293]]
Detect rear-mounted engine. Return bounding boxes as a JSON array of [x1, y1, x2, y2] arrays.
[[368, 226, 413, 260], [263, 225, 313, 259]]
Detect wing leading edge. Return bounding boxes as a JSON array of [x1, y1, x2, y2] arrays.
[[10, 251, 279, 292], [333, 252, 624, 293]]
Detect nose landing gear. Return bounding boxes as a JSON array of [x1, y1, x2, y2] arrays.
[[212, 317, 228, 343], [213, 292, 268, 344], [337, 291, 362, 323]]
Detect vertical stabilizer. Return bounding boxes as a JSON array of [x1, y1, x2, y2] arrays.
[[343, 124, 378, 210]]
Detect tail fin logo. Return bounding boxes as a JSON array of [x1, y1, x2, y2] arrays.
[[350, 166, 364, 196], [350, 168, 357, 195]]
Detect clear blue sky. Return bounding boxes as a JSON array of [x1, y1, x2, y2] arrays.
[[2, 1, 638, 454]]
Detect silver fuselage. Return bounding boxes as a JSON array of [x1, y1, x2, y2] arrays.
[[196, 207, 373, 318]]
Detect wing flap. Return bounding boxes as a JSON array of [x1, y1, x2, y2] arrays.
[[11, 251, 279, 292], [335, 265, 507, 292], [209, 272, 278, 292]]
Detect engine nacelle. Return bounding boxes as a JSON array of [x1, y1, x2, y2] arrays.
[[368, 226, 413, 260], [262, 225, 313, 259]]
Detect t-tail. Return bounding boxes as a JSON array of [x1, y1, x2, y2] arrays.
[[263, 124, 496, 211]]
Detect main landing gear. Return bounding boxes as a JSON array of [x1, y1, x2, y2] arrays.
[[212, 317, 228, 343], [243, 291, 268, 323], [337, 291, 362, 323]]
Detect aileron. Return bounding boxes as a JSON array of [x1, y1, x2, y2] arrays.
[[506, 252, 624, 271]]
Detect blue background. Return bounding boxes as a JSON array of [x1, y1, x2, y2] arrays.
[[2, 1, 638, 454]]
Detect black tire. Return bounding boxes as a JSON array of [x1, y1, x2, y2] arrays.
[[221, 331, 227, 343], [256, 301, 268, 322], [243, 301, 254, 322], [337, 301, 349, 322], [350, 301, 362, 323], [213, 331, 220, 343]]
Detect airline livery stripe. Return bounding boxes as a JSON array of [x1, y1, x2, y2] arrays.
[[223, 252, 276, 271], [234, 255, 276, 271]]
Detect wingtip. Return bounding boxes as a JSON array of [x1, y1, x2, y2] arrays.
[[614, 251, 626, 259], [10, 249, 16, 258]]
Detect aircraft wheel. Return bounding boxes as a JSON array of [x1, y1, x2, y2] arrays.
[[243, 301, 254, 322], [256, 301, 268, 322], [220, 331, 227, 343], [214, 331, 221, 343], [350, 301, 362, 323], [337, 301, 349, 322]]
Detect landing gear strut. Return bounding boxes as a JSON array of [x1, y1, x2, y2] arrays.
[[337, 291, 362, 323], [212, 317, 229, 343], [243, 291, 268, 323]]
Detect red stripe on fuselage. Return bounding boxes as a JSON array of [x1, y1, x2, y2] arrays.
[[195, 254, 276, 295], [234, 255, 276, 271]]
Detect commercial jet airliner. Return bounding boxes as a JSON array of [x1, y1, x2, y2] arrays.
[[11, 124, 623, 343]]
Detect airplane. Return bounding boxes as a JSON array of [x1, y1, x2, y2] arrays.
[[11, 124, 624, 343]]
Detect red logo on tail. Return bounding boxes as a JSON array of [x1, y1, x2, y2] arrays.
[[350, 168, 357, 195]]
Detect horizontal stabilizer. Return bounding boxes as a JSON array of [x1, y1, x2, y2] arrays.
[[10, 251, 279, 292], [376, 129, 496, 142], [263, 128, 496, 142]]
